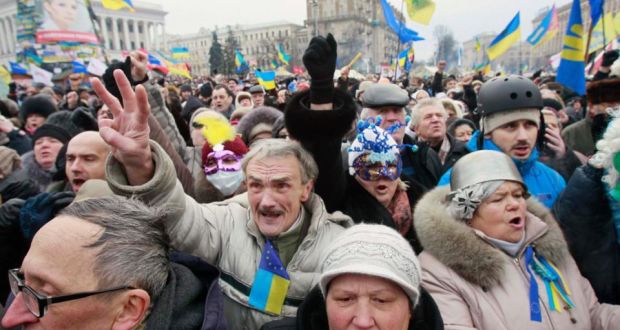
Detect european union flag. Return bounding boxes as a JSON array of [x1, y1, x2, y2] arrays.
[[380, 0, 424, 43], [9, 62, 28, 75], [556, 0, 586, 95], [248, 240, 290, 315]]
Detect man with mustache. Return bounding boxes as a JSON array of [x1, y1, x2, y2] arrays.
[[438, 75, 566, 208], [89, 36, 353, 328]]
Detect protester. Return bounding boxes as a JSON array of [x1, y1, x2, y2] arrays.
[[438, 75, 565, 208], [2, 196, 226, 329], [249, 85, 266, 108], [414, 150, 620, 329], [236, 106, 283, 147], [19, 95, 57, 136], [262, 224, 444, 329], [211, 84, 235, 118], [91, 65, 353, 328], [410, 98, 469, 173], [447, 118, 475, 143]]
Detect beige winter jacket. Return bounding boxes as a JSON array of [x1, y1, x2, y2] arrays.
[[414, 187, 620, 330], [105, 141, 353, 330]]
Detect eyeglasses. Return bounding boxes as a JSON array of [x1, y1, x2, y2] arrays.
[[9, 269, 134, 318], [192, 121, 204, 129]]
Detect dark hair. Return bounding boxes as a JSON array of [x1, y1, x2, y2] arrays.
[[214, 84, 234, 98]]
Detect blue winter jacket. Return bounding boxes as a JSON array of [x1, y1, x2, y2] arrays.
[[438, 131, 566, 208]]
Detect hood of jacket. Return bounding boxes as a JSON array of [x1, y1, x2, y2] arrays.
[[414, 186, 570, 289], [466, 130, 539, 174]]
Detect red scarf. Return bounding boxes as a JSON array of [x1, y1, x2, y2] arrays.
[[388, 188, 412, 236]]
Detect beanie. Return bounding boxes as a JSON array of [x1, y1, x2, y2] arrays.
[[319, 224, 422, 307], [19, 95, 57, 121], [347, 120, 400, 176], [481, 108, 541, 133], [32, 124, 71, 146], [236, 106, 282, 145]]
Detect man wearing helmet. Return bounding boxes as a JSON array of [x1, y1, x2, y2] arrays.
[[438, 75, 566, 208]]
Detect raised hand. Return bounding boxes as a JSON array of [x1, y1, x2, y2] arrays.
[[129, 50, 149, 82], [303, 33, 337, 105], [91, 69, 154, 185]]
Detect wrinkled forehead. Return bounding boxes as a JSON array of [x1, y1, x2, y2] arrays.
[[245, 155, 301, 181]]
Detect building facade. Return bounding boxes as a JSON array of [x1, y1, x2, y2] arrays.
[[167, 21, 307, 76], [0, 0, 167, 65], [306, 0, 405, 73]]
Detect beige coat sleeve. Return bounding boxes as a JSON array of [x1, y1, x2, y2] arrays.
[[572, 261, 620, 329], [421, 260, 478, 330], [105, 140, 227, 264]]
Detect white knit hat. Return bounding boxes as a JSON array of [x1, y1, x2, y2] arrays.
[[347, 121, 400, 176], [319, 224, 422, 306]]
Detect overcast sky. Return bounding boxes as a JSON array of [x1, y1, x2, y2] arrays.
[[146, 0, 573, 60]]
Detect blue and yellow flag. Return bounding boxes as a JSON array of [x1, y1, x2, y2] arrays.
[[9, 62, 28, 75], [277, 44, 290, 65], [405, 0, 436, 25], [270, 58, 278, 70], [255, 70, 276, 90], [381, 0, 424, 43], [487, 12, 521, 61], [589, 12, 617, 54], [527, 5, 559, 48], [248, 240, 290, 315], [0, 65, 10, 97], [557, 0, 586, 95], [398, 47, 410, 68], [475, 37, 482, 52], [171, 47, 190, 60], [102, 0, 134, 12], [589, 0, 605, 27], [72, 61, 87, 74], [235, 50, 247, 71]]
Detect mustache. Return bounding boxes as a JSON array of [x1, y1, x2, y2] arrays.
[[258, 207, 284, 216], [512, 142, 531, 148]]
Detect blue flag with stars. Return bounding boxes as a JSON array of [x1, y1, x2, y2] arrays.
[[248, 239, 290, 315]]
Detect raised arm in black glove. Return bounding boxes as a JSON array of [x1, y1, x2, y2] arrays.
[[303, 33, 337, 105]]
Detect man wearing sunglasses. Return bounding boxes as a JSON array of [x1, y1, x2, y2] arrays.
[[2, 196, 224, 329]]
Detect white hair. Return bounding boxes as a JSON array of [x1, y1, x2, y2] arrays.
[[590, 107, 620, 188]]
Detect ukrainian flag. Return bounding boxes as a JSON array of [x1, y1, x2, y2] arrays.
[[101, 0, 134, 12], [487, 12, 521, 61], [248, 240, 290, 315], [277, 44, 290, 65], [9, 62, 28, 75], [0, 65, 10, 97], [270, 58, 278, 70], [556, 0, 586, 95], [475, 37, 482, 52], [171, 47, 190, 60], [255, 70, 276, 90], [527, 5, 559, 48], [398, 47, 410, 68], [235, 50, 247, 71]]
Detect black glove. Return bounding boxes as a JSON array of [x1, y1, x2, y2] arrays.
[[602, 50, 619, 67], [19, 191, 75, 240], [102, 57, 148, 106], [0, 198, 24, 229], [303, 33, 337, 104], [0, 179, 40, 201]]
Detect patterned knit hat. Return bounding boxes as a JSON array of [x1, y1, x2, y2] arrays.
[[319, 224, 422, 307], [347, 118, 400, 176]]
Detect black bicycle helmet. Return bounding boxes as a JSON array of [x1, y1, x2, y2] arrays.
[[477, 75, 543, 117]]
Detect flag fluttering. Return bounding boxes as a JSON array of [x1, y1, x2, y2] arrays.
[[398, 48, 410, 68], [101, 0, 135, 12], [276, 44, 290, 65], [380, 0, 424, 43], [171, 47, 190, 60], [30, 64, 53, 87], [589, 12, 617, 54], [475, 37, 482, 52], [405, 0, 436, 25], [9, 62, 28, 75], [72, 61, 87, 74], [589, 0, 605, 27], [557, 0, 586, 95], [527, 5, 559, 48], [255, 70, 276, 90], [487, 12, 521, 61], [235, 50, 248, 72], [248, 240, 290, 315]]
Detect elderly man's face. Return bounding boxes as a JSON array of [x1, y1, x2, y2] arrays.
[[246, 155, 313, 237], [34, 136, 64, 171], [365, 106, 406, 144], [415, 105, 447, 146], [251, 93, 265, 107], [1, 216, 138, 329], [66, 132, 110, 192]]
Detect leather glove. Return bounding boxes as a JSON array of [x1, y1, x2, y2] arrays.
[[602, 50, 619, 67], [19, 191, 75, 240], [303, 33, 337, 104], [0, 179, 40, 202], [0, 198, 24, 229]]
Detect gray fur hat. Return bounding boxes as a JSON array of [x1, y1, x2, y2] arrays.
[[236, 106, 282, 146]]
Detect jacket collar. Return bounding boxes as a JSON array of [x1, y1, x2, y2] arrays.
[[414, 186, 570, 289], [466, 131, 538, 173]]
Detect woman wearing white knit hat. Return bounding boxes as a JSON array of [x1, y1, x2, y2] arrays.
[[261, 224, 443, 330]]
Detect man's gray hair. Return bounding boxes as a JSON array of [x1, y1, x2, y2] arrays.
[[410, 98, 446, 127], [60, 196, 170, 300], [241, 138, 318, 184]]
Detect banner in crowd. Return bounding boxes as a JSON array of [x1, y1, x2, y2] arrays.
[[15, 0, 104, 69], [556, 0, 586, 95], [527, 5, 558, 48]]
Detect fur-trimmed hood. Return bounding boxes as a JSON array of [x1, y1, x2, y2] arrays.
[[414, 186, 570, 289]]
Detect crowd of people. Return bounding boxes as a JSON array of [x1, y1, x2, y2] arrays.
[[0, 33, 620, 329]]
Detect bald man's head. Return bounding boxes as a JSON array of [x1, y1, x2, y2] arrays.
[[66, 132, 111, 192]]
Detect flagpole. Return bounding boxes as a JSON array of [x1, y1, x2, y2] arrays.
[[85, 0, 110, 65], [394, 0, 406, 81], [584, 21, 595, 62]]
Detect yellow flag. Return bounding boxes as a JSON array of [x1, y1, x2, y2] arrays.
[[406, 0, 436, 25], [589, 13, 617, 54]]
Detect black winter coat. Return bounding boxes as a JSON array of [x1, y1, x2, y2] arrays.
[[552, 165, 620, 304], [285, 90, 427, 253], [260, 286, 444, 330]]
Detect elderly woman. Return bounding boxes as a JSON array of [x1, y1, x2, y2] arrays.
[[261, 224, 443, 330], [414, 150, 620, 329]]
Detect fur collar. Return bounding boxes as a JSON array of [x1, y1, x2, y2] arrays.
[[414, 186, 570, 289]]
